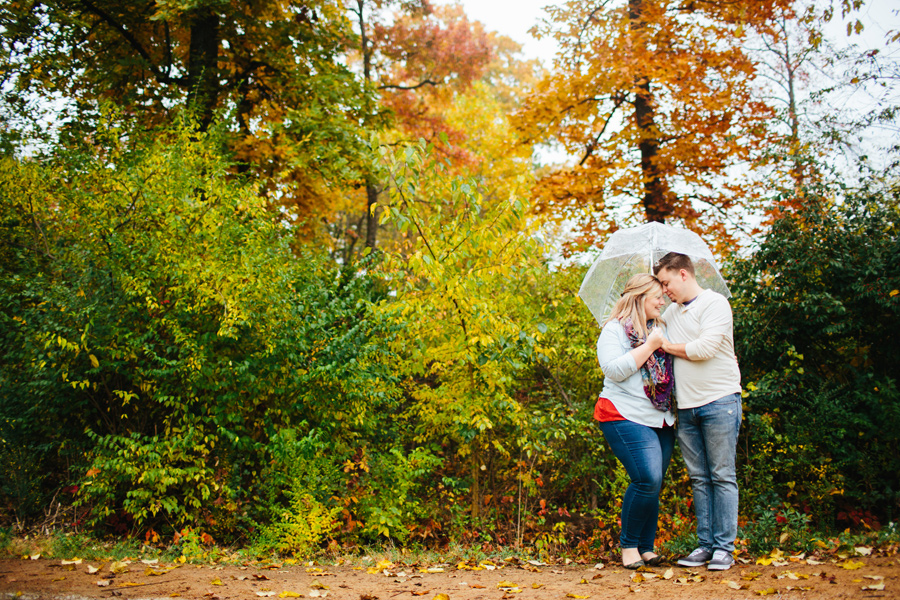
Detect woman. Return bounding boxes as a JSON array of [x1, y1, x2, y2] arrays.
[[595, 273, 675, 569]]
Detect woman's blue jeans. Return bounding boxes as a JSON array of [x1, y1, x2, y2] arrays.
[[599, 419, 675, 553], [677, 393, 742, 553]]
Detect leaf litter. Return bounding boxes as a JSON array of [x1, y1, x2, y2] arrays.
[[3, 553, 898, 600]]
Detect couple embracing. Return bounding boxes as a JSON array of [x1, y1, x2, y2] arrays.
[[595, 252, 742, 571]]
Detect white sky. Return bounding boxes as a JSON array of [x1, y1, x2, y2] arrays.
[[454, 0, 558, 62], [453, 0, 899, 61]]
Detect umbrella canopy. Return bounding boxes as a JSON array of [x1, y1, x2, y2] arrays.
[[578, 222, 731, 326]]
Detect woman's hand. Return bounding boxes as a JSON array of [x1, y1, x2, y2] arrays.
[[647, 327, 665, 350]]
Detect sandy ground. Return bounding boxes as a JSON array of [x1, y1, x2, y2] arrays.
[[0, 554, 896, 600]]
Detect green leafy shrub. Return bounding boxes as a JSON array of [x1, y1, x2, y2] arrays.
[[255, 492, 341, 558], [0, 113, 402, 538], [730, 186, 900, 528]]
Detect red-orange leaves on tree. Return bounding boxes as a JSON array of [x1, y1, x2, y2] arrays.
[[374, 3, 493, 157], [348, 1, 494, 251]]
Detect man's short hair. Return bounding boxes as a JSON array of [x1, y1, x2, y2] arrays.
[[653, 252, 695, 277]]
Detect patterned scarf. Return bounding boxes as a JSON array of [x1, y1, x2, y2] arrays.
[[621, 318, 675, 412]]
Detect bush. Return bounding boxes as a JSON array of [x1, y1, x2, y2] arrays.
[[730, 185, 900, 527], [0, 114, 402, 540]]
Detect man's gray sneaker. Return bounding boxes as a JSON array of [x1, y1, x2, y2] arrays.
[[677, 547, 713, 567], [707, 550, 735, 571]]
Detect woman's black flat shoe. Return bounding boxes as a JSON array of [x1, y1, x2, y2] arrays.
[[643, 555, 663, 567], [624, 560, 645, 570]]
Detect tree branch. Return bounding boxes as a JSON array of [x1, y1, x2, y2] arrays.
[[379, 78, 440, 91], [78, 0, 184, 87]]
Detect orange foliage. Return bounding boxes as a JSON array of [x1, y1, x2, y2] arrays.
[[516, 0, 801, 251]]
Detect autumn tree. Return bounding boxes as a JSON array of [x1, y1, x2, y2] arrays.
[[338, 0, 494, 254], [517, 0, 808, 250], [738, 0, 896, 207], [0, 0, 370, 226]]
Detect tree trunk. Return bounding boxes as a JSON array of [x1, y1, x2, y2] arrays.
[[630, 0, 673, 223], [358, 0, 381, 251], [364, 181, 379, 250], [186, 8, 220, 131]]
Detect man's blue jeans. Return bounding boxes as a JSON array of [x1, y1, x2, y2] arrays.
[[599, 419, 675, 553], [677, 393, 742, 553]]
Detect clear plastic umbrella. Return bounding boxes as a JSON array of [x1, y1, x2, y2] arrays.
[[578, 222, 731, 326]]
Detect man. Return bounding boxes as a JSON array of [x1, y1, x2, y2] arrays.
[[654, 252, 742, 571]]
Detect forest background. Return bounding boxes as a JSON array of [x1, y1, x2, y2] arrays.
[[1, 0, 899, 560]]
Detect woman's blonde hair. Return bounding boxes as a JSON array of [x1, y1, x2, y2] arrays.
[[605, 273, 664, 339]]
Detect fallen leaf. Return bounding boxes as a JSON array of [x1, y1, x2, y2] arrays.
[[254, 574, 271, 580], [528, 560, 548, 566], [87, 565, 100, 574], [805, 558, 824, 565], [631, 573, 644, 583], [862, 582, 885, 591], [855, 546, 873, 556], [531, 583, 544, 589], [256, 593, 276, 598], [411, 591, 429, 597], [432, 595, 449, 600], [141, 559, 159, 565], [110, 560, 130, 574], [742, 571, 761, 581], [96, 580, 111, 587], [725, 580, 748, 590], [842, 560, 865, 570], [593, 562, 605, 570], [565, 595, 589, 599], [497, 581, 518, 589], [864, 575, 885, 580], [309, 591, 328, 598], [755, 557, 773, 566], [775, 571, 808, 580], [29, 554, 41, 560], [755, 589, 777, 596], [118, 582, 142, 587], [662, 568, 674, 580], [211, 578, 223, 585], [278, 593, 301, 598], [310, 580, 329, 590], [578, 577, 589, 584], [423, 568, 444, 573], [61, 558, 82, 565], [52, 576, 66, 582]]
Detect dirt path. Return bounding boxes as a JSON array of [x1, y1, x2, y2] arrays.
[[0, 554, 896, 600]]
